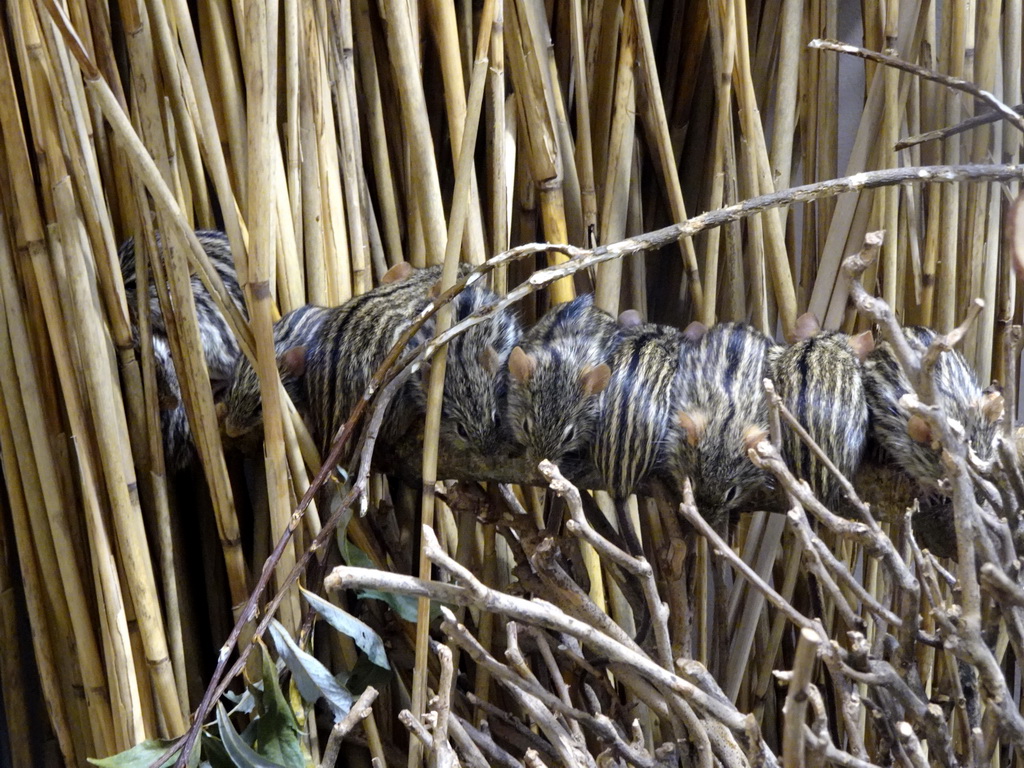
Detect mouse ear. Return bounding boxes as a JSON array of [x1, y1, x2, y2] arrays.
[[794, 312, 821, 341], [618, 309, 644, 328], [682, 321, 708, 343], [478, 345, 501, 375], [158, 390, 181, 411], [508, 346, 536, 384], [849, 330, 875, 362], [978, 389, 1005, 424], [677, 410, 707, 446], [742, 424, 769, 450], [278, 346, 307, 377], [907, 414, 934, 444], [382, 261, 415, 284], [580, 363, 611, 395]]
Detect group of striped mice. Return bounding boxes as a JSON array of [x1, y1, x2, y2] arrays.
[[122, 231, 1005, 549]]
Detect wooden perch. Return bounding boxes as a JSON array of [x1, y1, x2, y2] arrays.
[[377, 425, 935, 521]]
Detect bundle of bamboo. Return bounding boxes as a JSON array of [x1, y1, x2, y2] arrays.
[[0, 0, 1022, 765]]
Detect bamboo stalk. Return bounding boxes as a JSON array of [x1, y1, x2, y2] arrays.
[[594, 8, 636, 315], [0, 506, 36, 768], [881, 0, 901, 312], [327, 0, 372, 293], [119, 0, 253, 630], [353, 0, 404, 270], [629, 0, 704, 316], [0, 208, 118, 754], [703, 0, 735, 327], [934, 0, 966, 332], [140, 0, 212, 228], [0, 392, 79, 764], [300, 4, 329, 304], [244, 0, 302, 633], [569, 0, 596, 241], [968, 0, 1001, 376], [380, 0, 448, 266], [816, 0, 839, 261], [731, 0, 796, 338], [996, 0, 1022, 384], [168, 0, 247, 267], [426, 0, 487, 264], [54, 176, 186, 734], [770, 0, 803, 200], [131, 225, 190, 715], [409, 15, 493, 764], [811, 0, 925, 328], [504, 0, 573, 302], [488, 0, 509, 290]]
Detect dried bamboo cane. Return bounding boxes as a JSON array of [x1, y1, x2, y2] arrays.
[[244, 0, 302, 633], [169, 0, 247, 253], [569, 0, 596, 242], [630, 0, 703, 315], [731, 0, 796, 337], [0, 391, 79, 764], [881, 2, 901, 312], [810, 0, 925, 328], [353, 0, 404, 269], [53, 176, 186, 735], [426, 0, 487, 264], [140, 0, 211, 228], [935, 1, 967, 332], [996, 0, 1022, 384], [703, 0, 736, 327], [504, 0, 573, 302], [299, 5, 329, 303], [967, 0, 1001, 377], [47, 5, 259, 636], [488, 0, 509, 290], [380, 0, 448, 266], [327, 0, 372, 293], [0, 193, 119, 755], [769, 0, 803, 203], [594, 9, 636, 315], [0, 499, 36, 767], [132, 224, 191, 716], [410, 10, 493, 764]]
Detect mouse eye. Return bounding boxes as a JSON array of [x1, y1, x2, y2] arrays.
[[456, 423, 469, 440], [723, 486, 740, 506], [562, 424, 576, 444]]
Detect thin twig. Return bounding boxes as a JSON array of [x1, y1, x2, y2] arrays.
[[809, 39, 1024, 134], [896, 104, 1024, 150], [319, 688, 380, 768]]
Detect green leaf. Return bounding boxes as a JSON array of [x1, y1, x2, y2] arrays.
[[301, 587, 390, 670], [339, 536, 441, 621], [358, 588, 426, 622], [346, 652, 394, 696], [257, 644, 305, 768], [215, 703, 289, 768], [268, 619, 354, 722], [222, 688, 256, 716], [337, 535, 373, 568], [199, 734, 234, 768], [88, 739, 191, 768]]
